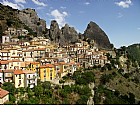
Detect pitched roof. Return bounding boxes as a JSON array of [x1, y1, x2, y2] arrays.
[[0, 88, 9, 98], [59, 62, 66, 65], [22, 70, 35, 74], [14, 70, 24, 75], [40, 64, 54, 68], [0, 61, 9, 65]]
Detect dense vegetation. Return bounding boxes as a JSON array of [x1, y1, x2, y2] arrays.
[[126, 44, 140, 64], [4, 70, 95, 105], [94, 85, 135, 105]]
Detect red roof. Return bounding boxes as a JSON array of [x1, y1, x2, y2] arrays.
[[0, 88, 9, 98], [40, 64, 54, 68], [0, 61, 9, 65], [14, 70, 24, 75]]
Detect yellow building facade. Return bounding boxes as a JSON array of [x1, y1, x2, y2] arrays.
[[27, 62, 40, 78], [39, 64, 55, 82]]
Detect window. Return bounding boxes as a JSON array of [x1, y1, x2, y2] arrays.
[[19, 80, 21, 85], [50, 73, 52, 77], [19, 74, 21, 79], [12, 51, 15, 55]]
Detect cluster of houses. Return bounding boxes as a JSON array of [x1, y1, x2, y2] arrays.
[[0, 27, 112, 104]]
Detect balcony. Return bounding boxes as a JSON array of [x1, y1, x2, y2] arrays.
[[28, 81, 36, 84], [27, 76, 36, 80]]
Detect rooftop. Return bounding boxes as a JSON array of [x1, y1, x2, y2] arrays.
[[14, 70, 24, 75], [0, 88, 9, 98]]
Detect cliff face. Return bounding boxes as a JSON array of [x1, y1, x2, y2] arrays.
[[18, 8, 46, 36], [48, 20, 111, 48], [47, 20, 79, 45], [83, 21, 111, 49], [0, 4, 24, 41], [0, 4, 46, 40], [60, 24, 79, 45], [49, 20, 61, 42]]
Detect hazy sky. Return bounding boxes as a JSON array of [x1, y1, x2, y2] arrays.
[[0, 0, 140, 48]]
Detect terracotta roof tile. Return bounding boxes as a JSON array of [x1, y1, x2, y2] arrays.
[[30, 62, 40, 65], [0, 88, 9, 98], [0, 50, 10, 53], [22, 70, 35, 74], [0, 61, 9, 65], [40, 64, 54, 68], [14, 70, 24, 75], [59, 62, 66, 65]]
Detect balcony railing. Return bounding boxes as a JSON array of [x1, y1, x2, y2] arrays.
[[27, 76, 36, 80]]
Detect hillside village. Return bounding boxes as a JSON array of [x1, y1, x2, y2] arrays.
[[0, 26, 115, 104], [1, 5, 138, 105]]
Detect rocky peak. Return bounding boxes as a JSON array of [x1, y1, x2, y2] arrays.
[[84, 21, 111, 49], [48, 20, 79, 45], [18, 8, 46, 36], [61, 24, 79, 45], [49, 20, 61, 42], [50, 20, 60, 30]]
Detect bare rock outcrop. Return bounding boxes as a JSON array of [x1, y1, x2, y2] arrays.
[[49, 20, 61, 42], [18, 8, 46, 36], [83, 21, 111, 49], [60, 24, 79, 45]]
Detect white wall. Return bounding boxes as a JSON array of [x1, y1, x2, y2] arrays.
[[0, 94, 9, 104], [2, 36, 10, 44], [0, 72, 4, 84]]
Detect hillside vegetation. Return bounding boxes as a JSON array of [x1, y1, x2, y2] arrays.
[[126, 44, 140, 64], [0, 3, 36, 40]]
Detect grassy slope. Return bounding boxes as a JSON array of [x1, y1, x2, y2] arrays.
[[93, 68, 140, 99]]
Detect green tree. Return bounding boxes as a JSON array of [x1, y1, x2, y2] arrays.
[[18, 87, 26, 94], [100, 74, 111, 84], [34, 85, 43, 97], [2, 82, 16, 95]]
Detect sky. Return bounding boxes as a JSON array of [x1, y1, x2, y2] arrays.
[[0, 0, 140, 48]]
